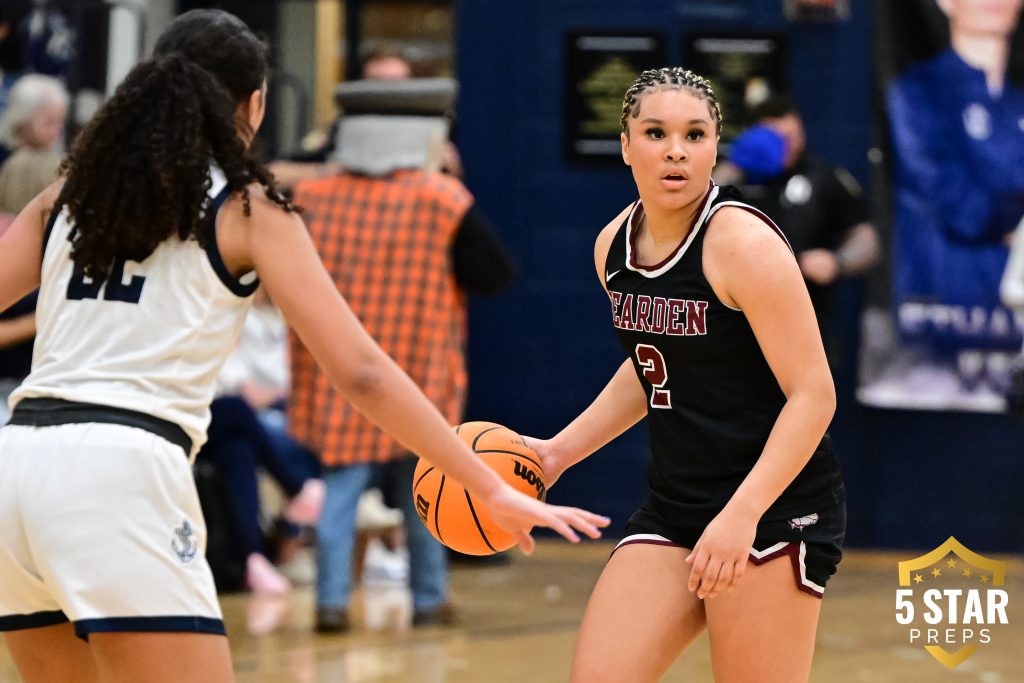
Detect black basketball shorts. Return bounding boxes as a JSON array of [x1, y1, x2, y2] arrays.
[[617, 502, 846, 598]]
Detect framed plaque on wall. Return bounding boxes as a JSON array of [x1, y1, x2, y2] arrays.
[[684, 33, 788, 145], [564, 31, 666, 162]]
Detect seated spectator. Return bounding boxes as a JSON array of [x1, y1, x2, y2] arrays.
[[0, 73, 67, 168], [219, 288, 324, 515], [199, 290, 325, 594], [200, 395, 323, 594]]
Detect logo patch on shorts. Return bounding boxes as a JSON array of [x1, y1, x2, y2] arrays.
[[788, 513, 819, 530], [172, 519, 198, 563]]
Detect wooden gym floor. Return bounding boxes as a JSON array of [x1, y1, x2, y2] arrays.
[[0, 542, 1020, 682]]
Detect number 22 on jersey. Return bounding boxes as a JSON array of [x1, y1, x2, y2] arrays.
[[635, 343, 672, 409], [67, 258, 147, 304]]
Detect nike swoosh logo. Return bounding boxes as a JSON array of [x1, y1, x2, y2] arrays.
[[606, 269, 621, 282]]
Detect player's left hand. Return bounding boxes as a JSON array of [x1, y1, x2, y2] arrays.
[[684, 509, 757, 599], [797, 248, 840, 285]]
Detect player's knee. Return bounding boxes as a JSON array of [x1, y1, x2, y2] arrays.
[[571, 660, 660, 683], [571, 644, 665, 683]]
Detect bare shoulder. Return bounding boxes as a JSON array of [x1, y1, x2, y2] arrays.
[[223, 183, 303, 230], [705, 205, 792, 264], [38, 179, 65, 212], [38, 179, 65, 205], [218, 183, 307, 274], [704, 205, 798, 308], [594, 202, 634, 280]]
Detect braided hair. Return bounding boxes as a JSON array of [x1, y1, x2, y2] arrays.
[[57, 9, 296, 280], [620, 67, 723, 138]]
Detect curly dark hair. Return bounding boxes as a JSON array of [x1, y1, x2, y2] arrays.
[[56, 9, 296, 279], [620, 67, 723, 138]]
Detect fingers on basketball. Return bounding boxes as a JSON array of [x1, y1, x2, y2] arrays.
[[412, 421, 547, 556]]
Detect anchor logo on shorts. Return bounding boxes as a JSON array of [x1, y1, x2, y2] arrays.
[[171, 519, 198, 564]]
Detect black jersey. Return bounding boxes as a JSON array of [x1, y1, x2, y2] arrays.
[[605, 183, 844, 528]]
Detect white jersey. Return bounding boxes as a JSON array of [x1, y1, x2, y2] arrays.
[[9, 169, 257, 459]]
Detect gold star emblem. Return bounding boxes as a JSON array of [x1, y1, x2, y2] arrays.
[[963, 568, 973, 577], [914, 573, 924, 584], [931, 568, 942, 578], [980, 575, 990, 584], [946, 558, 957, 568]]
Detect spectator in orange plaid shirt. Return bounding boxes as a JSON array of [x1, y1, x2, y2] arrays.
[[289, 77, 516, 632]]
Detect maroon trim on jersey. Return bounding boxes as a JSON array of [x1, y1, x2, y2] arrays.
[[795, 581, 825, 598], [627, 182, 716, 272], [612, 536, 824, 598], [748, 544, 792, 564], [748, 542, 824, 599]]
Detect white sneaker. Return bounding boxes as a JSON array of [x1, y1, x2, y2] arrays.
[[356, 489, 403, 531]]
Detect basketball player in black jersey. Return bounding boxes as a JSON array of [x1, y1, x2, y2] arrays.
[[528, 68, 845, 682]]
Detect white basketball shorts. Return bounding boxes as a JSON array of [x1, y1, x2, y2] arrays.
[[0, 421, 223, 640]]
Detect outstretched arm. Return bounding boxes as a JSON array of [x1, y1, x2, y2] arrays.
[[224, 194, 609, 553]]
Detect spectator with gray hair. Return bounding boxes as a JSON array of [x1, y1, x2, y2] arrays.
[[0, 73, 67, 168]]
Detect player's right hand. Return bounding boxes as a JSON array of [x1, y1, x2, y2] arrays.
[[483, 485, 609, 555], [684, 507, 757, 599], [522, 436, 568, 487]]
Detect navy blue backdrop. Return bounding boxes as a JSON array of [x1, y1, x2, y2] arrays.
[[454, 0, 1024, 553]]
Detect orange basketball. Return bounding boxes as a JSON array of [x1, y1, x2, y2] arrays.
[[412, 421, 547, 555]]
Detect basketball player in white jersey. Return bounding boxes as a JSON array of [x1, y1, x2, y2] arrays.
[[0, 10, 607, 682]]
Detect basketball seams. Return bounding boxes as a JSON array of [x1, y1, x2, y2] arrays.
[[434, 474, 446, 543], [470, 425, 503, 451], [413, 465, 435, 491], [474, 449, 543, 472], [463, 491, 499, 553], [412, 421, 546, 555]]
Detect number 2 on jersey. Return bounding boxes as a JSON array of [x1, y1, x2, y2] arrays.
[[67, 258, 146, 304], [635, 344, 672, 409]]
